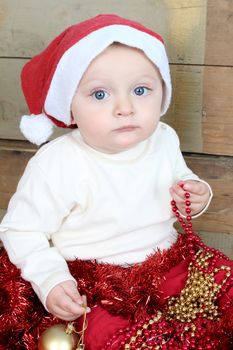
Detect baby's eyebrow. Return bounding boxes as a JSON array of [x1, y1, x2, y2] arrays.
[[134, 74, 160, 81], [80, 78, 110, 87], [80, 73, 160, 89]]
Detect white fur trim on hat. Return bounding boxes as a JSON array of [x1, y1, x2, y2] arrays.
[[20, 114, 54, 146]]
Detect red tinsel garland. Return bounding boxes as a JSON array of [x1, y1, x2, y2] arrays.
[[0, 231, 233, 349], [68, 233, 191, 320]]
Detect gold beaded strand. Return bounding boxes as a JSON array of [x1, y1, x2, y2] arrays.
[[122, 249, 231, 350], [166, 249, 231, 323], [124, 311, 163, 350], [120, 193, 232, 350]]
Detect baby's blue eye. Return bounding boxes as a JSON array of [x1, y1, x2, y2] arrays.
[[93, 90, 107, 100], [134, 86, 149, 96]]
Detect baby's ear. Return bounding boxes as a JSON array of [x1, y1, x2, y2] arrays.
[[160, 80, 165, 113]]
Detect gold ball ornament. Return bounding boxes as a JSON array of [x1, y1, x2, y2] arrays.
[[38, 324, 79, 350]]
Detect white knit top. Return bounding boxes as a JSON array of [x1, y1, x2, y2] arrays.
[[0, 122, 212, 308]]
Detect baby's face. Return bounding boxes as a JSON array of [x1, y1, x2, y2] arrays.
[[71, 44, 163, 153]]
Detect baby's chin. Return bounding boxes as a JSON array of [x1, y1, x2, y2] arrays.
[[83, 131, 150, 154], [89, 143, 137, 154]]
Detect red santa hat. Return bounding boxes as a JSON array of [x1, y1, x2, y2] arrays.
[[20, 14, 172, 146]]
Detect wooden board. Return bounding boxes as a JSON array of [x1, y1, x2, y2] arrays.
[[0, 59, 26, 139], [1, 140, 233, 235], [0, 141, 34, 209], [199, 231, 233, 259], [205, 0, 233, 66], [0, 0, 207, 64], [185, 154, 233, 234], [165, 65, 233, 156], [202, 67, 233, 156], [164, 65, 204, 153], [0, 58, 69, 140]]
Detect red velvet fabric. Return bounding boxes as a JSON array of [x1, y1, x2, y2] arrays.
[[76, 306, 129, 350]]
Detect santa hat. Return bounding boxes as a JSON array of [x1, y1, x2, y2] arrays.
[[20, 14, 172, 146]]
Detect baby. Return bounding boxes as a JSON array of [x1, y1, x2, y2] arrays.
[[47, 41, 211, 321], [1, 14, 224, 350]]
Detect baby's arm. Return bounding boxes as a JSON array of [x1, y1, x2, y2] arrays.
[[0, 158, 88, 320], [46, 281, 90, 320]]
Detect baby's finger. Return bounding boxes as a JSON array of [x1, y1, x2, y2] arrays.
[[61, 297, 87, 316], [52, 307, 81, 321], [62, 282, 83, 304], [172, 183, 204, 204], [75, 294, 91, 313], [183, 181, 206, 196], [65, 301, 88, 316], [53, 299, 90, 321], [81, 294, 88, 307], [169, 186, 184, 205], [70, 291, 83, 305]]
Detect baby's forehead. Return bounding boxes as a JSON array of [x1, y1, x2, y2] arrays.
[[87, 42, 158, 67], [80, 43, 161, 79], [104, 41, 146, 55]]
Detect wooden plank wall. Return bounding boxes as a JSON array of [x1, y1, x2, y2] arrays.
[[0, 0, 233, 257]]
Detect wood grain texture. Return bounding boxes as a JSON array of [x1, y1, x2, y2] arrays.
[[199, 231, 233, 259], [0, 0, 207, 64], [185, 154, 233, 234], [0, 142, 35, 209], [202, 67, 233, 156], [0, 58, 69, 140], [164, 65, 204, 153], [0, 146, 33, 209], [205, 0, 233, 66], [0, 59, 26, 139]]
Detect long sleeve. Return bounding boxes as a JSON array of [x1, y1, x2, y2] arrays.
[[0, 159, 77, 308]]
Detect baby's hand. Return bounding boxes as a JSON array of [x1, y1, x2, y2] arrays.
[[169, 180, 210, 216], [46, 280, 90, 321]]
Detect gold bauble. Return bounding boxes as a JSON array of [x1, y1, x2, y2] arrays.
[[38, 324, 79, 350]]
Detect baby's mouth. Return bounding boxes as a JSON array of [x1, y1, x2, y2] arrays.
[[113, 125, 139, 132]]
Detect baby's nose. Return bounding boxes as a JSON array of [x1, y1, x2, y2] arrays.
[[114, 96, 134, 117]]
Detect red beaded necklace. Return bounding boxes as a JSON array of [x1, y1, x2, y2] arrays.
[[101, 190, 233, 350]]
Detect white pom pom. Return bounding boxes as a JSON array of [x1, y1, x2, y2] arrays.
[[20, 113, 54, 146]]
